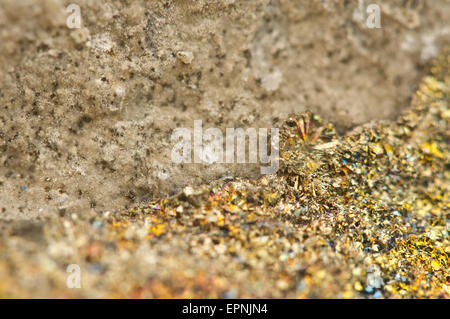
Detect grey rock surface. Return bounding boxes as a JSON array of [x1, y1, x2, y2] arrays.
[[0, 0, 449, 220]]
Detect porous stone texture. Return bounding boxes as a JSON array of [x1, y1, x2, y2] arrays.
[[0, 0, 449, 220]]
